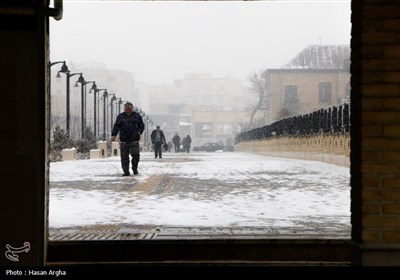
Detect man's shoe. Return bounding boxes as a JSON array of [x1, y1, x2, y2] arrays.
[[123, 173, 130, 176], [133, 168, 138, 175]]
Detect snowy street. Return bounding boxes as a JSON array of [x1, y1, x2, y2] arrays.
[[49, 151, 351, 239]]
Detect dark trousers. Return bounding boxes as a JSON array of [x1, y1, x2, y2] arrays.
[[120, 141, 140, 174], [174, 143, 180, 153], [154, 142, 162, 158], [185, 145, 190, 153]]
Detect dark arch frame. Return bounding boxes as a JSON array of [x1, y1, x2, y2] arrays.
[[3, 0, 400, 266], [46, 1, 361, 265]]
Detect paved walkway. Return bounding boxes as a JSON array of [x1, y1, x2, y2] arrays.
[[49, 152, 351, 240]]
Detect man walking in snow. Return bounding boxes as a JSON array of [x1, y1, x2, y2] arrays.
[[151, 125, 166, 159], [172, 133, 180, 153], [111, 102, 144, 176]]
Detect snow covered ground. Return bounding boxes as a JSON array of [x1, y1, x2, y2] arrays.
[[49, 151, 350, 236]]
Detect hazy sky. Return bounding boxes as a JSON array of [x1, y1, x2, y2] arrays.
[[50, 1, 351, 85]]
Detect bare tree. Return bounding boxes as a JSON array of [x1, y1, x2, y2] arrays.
[[248, 72, 267, 129], [276, 108, 294, 120]]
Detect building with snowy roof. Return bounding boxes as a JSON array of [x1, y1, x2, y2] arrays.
[[262, 45, 350, 124]]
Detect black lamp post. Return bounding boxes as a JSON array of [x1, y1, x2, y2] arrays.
[[89, 82, 98, 137], [57, 62, 81, 136], [101, 89, 108, 141], [49, 60, 65, 68], [75, 74, 86, 139], [76, 77, 96, 139], [117, 98, 123, 115], [89, 84, 106, 139], [143, 115, 149, 148], [96, 90, 107, 138], [83, 80, 95, 134], [146, 118, 154, 150], [89, 88, 107, 140], [109, 94, 117, 133], [49, 60, 66, 132]]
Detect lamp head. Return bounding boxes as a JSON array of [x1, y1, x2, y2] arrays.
[[60, 62, 69, 73], [90, 82, 97, 92], [77, 74, 85, 84]]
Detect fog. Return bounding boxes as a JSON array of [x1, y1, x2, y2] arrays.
[[50, 0, 351, 85], [48, 1, 352, 234], [49, 0, 351, 148]]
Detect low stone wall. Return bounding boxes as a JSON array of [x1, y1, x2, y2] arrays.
[[235, 133, 350, 167], [89, 149, 103, 159], [111, 141, 120, 157], [97, 141, 108, 157], [61, 148, 77, 161]]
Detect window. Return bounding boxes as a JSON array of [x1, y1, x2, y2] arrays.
[[319, 82, 332, 103], [345, 81, 350, 98], [195, 123, 213, 138], [216, 124, 232, 136], [284, 85, 299, 112]]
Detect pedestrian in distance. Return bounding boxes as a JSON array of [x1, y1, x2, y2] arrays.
[[151, 125, 166, 159], [111, 102, 144, 176], [183, 134, 192, 153], [172, 133, 180, 153]]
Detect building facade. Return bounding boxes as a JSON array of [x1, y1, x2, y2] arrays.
[[262, 45, 350, 124], [136, 73, 254, 147]]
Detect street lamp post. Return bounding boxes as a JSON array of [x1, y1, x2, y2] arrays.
[[89, 83, 102, 138], [48, 60, 66, 133], [143, 116, 149, 148], [117, 98, 123, 115], [101, 90, 108, 141], [49, 60, 65, 68], [82, 80, 96, 134], [109, 94, 117, 133], [75, 74, 86, 139], [57, 62, 81, 136], [89, 84, 107, 139], [90, 88, 107, 140], [146, 118, 153, 151]]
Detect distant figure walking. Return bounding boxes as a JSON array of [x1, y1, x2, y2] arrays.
[[182, 134, 192, 153], [111, 102, 144, 176], [172, 133, 181, 153], [151, 125, 166, 159]]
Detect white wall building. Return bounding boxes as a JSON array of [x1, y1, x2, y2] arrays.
[[133, 73, 254, 148]]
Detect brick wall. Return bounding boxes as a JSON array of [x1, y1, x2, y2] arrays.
[[350, 0, 400, 265]]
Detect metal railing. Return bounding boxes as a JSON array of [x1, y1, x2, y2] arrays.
[[235, 103, 350, 144]]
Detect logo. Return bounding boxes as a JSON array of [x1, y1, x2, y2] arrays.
[[5, 242, 30, 262]]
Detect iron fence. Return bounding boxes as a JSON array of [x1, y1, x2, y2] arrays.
[[235, 103, 350, 144]]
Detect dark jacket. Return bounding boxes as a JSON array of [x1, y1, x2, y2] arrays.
[[111, 112, 144, 142], [172, 134, 180, 144], [182, 136, 191, 148], [150, 129, 166, 144]]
